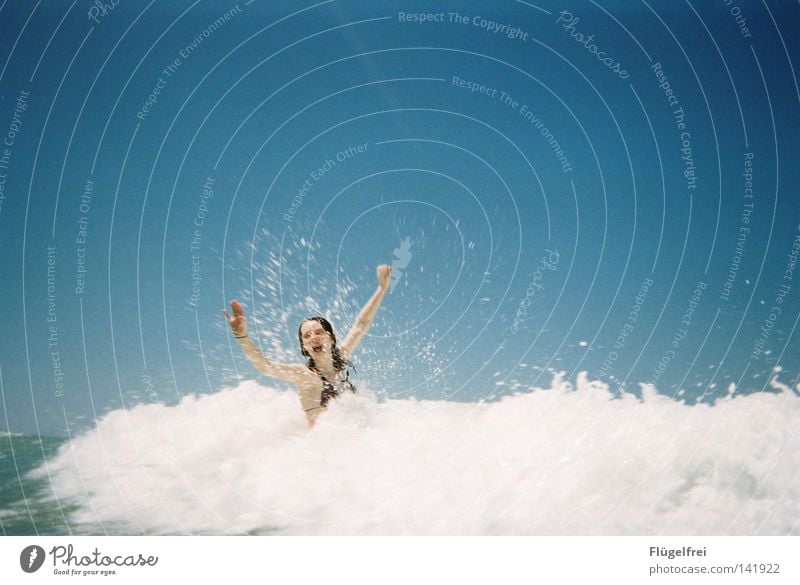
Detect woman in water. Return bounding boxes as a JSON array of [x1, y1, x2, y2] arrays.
[[225, 264, 392, 426]]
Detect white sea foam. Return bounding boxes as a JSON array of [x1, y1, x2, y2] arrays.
[[34, 373, 800, 535]]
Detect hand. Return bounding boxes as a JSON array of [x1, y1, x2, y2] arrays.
[[377, 264, 392, 290], [223, 300, 248, 338]]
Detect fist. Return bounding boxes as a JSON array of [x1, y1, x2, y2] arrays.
[[377, 264, 392, 289], [224, 300, 247, 337]]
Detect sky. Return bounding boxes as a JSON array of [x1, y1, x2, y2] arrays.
[[1, 0, 799, 436]]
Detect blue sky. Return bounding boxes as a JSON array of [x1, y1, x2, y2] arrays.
[[1, 0, 799, 436]]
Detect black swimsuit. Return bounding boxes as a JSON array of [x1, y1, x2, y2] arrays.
[[307, 368, 356, 412]]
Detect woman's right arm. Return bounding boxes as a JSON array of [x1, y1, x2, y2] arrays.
[[225, 300, 309, 384]]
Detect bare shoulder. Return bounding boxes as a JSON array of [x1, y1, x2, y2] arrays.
[[283, 363, 318, 383], [260, 361, 317, 385]]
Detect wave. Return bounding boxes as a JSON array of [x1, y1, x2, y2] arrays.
[[31, 373, 800, 535]]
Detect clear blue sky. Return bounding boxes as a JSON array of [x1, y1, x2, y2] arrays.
[[1, 0, 799, 436]]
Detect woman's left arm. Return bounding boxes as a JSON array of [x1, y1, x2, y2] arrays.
[[340, 264, 391, 359]]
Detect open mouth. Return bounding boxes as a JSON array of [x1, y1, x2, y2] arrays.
[[312, 344, 323, 353]]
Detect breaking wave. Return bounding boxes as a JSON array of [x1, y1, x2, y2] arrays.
[[32, 373, 800, 535]]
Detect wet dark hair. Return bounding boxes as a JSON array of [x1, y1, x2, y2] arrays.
[[298, 316, 356, 406]]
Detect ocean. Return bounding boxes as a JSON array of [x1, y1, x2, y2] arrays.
[[3, 373, 798, 536]]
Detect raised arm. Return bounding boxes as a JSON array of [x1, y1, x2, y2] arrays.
[[340, 265, 391, 359], [224, 300, 310, 385]]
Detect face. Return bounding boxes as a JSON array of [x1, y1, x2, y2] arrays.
[[300, 320, 333, 358]]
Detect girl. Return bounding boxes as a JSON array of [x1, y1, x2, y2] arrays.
[[225, 265, 391, 426]]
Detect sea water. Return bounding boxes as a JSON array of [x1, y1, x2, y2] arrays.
[[2, 372, 798, 535]]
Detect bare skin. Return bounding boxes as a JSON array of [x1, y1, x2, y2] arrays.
[[225, 264, 391, 426]]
